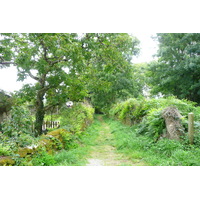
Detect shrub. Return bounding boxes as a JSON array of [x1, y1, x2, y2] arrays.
[[137, 108, 165, 138], [60, 102, 94, 133], [31, 149, 56, 166], [109, 98, 146, 125], [17, 133, 37, 148], [0, 106, 37, 156], [110, 96, 199, 139], [2, 106, 33, 137], [61, 132, 79, 150], [0, 144, 12, 156]]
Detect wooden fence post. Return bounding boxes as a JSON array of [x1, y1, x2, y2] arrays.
[[188, 112, 194, 144]]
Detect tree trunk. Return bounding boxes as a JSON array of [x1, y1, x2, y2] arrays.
[[34, 90, 45, 137], [34, 73, 49, 137]]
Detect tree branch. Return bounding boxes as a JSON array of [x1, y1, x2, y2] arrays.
[[39, 39, 48, 62], [39, 39, 68, 67], [0, 61, 15, 65], [27, 70, 40, 81], [49, 57, 69, 66]]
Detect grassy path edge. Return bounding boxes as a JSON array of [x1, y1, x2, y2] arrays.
[[54, 115, 148, 166]]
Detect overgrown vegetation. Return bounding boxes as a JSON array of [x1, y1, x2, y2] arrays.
[[53, 118, 101, 166], [107, 117, 200, 166], [147, 33, 200, 103], [0, 102, 94, 166], [1, 33, 200, 166], [0, 106, 37, 159], [105, 96, 200, 165], [109, 96, 200, 139], [60, 102, 94, 133]]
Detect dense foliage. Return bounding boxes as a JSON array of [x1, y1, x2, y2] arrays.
[[0, 90, 14, 116], [109, 96, 200, 139], [1, 32, 200, 166], [109, 118, 200, 166], [0, 102, 94, 166], [79, 33, 141, 112], [148, 33, 200, 103], [0, 106, 36, 153], [0, 33, 140, 135], [2, 106, 33, 136], [60, 102, 94, 133]]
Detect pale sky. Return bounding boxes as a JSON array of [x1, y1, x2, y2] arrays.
[[132, 33, 158, 63], [0, 33, 158, 93]]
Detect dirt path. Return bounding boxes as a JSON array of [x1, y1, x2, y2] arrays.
[[86, 116, 145, 166]]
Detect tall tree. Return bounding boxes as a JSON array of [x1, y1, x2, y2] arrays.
[[148, 33, 200, 103], [1, 33, 86, 136], [0, 33, 140, 135], [81, 33, 140, 112]]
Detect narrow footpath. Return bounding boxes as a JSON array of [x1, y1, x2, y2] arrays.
[[86, 116, 145, 166]]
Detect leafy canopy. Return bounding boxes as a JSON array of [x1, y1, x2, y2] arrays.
[[148, 33, 200, 103]]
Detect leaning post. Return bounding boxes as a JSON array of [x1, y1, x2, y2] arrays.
[[188, 112, 194, 145]]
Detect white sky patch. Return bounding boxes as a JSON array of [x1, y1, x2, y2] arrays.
[[132, 33, 158, 63], [0, 65, 37, 93]]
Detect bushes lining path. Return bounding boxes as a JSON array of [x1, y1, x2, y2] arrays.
[[46, 113, 200, 166], [54, 115, 148, 166]]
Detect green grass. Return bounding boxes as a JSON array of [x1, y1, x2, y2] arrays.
[[52, 117, 101, 166], [54, 115, 200, 166], [105, 117, 200, 166], [30, 114, 200, 166], [53, 148, 90, 166]]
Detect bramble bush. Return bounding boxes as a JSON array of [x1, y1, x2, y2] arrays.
[[0, 100, 95, 166], [60, 102, 94, 134], [0, 143, 12, 156], [108, 117, 200, 166], [2, 106, 33, 137], [31, 149, 56, 166], [108, 96, 200, 165], [110, 96, 200, 139], [0, 106, 37, 152]]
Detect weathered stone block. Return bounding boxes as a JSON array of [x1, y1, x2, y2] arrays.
[[0, 156, 15, 166]]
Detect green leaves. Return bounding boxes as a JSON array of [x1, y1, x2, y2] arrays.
[[0, 90, 13, 113], [148, 33, 200, 103], [60, 102, 94, 134], [0, 144, 12, 156], [2, 106, 33, 137], [1, 33, 141, 134]]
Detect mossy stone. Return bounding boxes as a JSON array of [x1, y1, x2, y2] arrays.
[[47, 129, 66, 139], [39, 137, 61, 153], [17, 147, 34, 158], [0, 156, 15, 166]]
